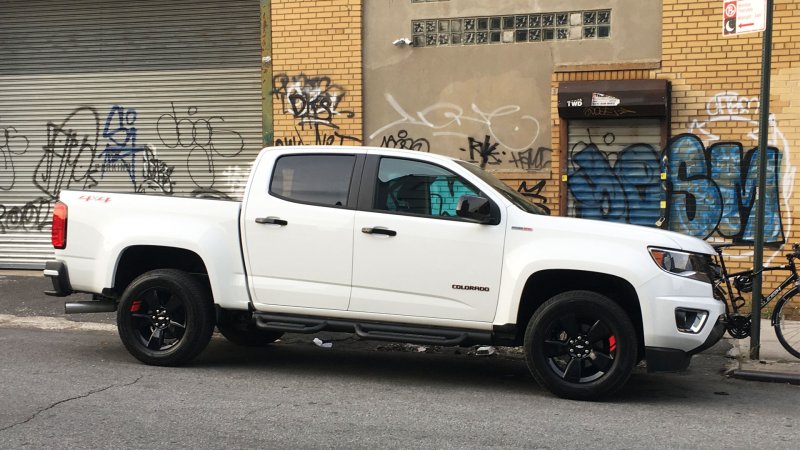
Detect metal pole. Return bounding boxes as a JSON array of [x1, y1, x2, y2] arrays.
[[749, 0, 774, 360]]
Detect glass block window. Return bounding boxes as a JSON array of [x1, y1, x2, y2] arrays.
[[410, 9, 612, 48], [582, 9, 612, 40]]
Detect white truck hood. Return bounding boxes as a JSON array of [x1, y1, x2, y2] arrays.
[[521, 213, 715, 255]]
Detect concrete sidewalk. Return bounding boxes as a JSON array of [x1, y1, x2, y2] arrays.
[[728, 319, 800, 385]]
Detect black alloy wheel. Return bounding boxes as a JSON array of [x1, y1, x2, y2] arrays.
[[129, 287, 187, 351], [117, 269, 215, 366], [543, 314, 617, 383], [525, 291, 637, 400]]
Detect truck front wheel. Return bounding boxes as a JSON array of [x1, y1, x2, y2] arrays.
[[524, 290, 637, 400], [117, 269, 215, 366]]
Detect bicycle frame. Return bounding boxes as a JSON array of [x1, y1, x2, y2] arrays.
[[714, 247, 798, 317]]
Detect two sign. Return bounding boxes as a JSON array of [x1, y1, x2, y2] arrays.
[[723, 0, 767, 35]]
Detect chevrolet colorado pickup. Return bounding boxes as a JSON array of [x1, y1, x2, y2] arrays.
[[44, 146, 725, 399]]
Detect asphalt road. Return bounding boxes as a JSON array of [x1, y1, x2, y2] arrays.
[[1, 274, 799, 448]]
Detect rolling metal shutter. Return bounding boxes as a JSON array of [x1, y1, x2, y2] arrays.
[[0, 0, 262, 268], [566, 119, 664, 227]]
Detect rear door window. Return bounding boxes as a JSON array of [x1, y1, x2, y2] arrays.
[[270, 154, 355, 207]]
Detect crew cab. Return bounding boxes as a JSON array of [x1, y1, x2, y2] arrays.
[[44, 146, 726, 400]]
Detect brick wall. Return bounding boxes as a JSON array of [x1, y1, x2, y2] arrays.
[[548, 1, 800, 308], [270, 0, 363, 146], [653, 0, 800, 302]]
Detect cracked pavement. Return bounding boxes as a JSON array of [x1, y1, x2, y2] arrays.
[[0, 376, 144, 434]]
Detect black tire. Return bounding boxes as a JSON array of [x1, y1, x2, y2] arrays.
[[773, 291, 800, 359], [524, 290, 638, 400], [217, 322, 284, 347], [117, 269, 215, 366]]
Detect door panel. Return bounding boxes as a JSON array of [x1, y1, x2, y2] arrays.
[[243, 154, 357, 311], [351, 156, 505, 322]]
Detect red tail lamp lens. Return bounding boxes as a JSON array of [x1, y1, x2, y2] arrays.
[[52, 202, 68, 249]]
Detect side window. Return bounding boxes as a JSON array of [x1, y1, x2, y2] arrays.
[[373, 157, 479, 218], [270, 154, 355, 207]]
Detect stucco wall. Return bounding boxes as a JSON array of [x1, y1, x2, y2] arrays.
[[363, 0, 661, 176]]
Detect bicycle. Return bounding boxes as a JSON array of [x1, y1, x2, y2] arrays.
[[712, 242, 800, 359]]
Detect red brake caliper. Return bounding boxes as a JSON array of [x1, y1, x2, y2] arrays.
[[130, 300, 142, 313], [609, 336, 617, 352]]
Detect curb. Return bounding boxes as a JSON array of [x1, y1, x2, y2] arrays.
[[728, 368, 800, 385], [0, 269, 42, 277]]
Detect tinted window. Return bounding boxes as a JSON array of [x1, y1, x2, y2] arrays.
[[456, 160, 547, 215], [270, 155, 355, 206], [373, 158, 479, 217]]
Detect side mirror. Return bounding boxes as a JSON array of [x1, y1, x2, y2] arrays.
[[456, 195, 492, 223]]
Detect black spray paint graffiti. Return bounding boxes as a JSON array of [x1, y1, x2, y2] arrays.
[[567, 133, 784, 244], [0, 197, 52, 234], [461, 135, 502, 169], [2, 107, 102, 234], [457, 134, 551, 171], [509, 147, 552, 171], [581, 106, 637, 118], [0, 121, 30, 191], [0, 121, 40, 233], [34, 106, 101, 200], [139, 146, 175, 194], [272, 73, 361, 146], [275, 126, 361, 147], [2, 104, 180, 234], [517, 180, 551, 215], [379, 129, 431, 152], [157, 102, 244, 198], [272, 73, 353, 127]]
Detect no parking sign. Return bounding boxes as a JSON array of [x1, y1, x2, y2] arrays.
[[723, 0, 767, 35]]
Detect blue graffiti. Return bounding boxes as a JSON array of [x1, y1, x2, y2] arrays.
[[666, 133, 783, 244], [567, 133, 784, 244], [99, 105, 144, 183], [567, 143, 661, 226]]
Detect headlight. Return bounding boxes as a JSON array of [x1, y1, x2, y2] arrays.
[[649, 247, 713, 284]]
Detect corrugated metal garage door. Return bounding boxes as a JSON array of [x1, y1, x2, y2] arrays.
[[566, 119, 664, 227], [0, 0, 262, 268]]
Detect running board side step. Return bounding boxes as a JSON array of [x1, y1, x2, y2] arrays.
[[253, 313, 491, 346]]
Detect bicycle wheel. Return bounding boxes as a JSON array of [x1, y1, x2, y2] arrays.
[[773, 291, 800, 359]]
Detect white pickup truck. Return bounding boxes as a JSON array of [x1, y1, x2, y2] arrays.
[[45, 146, 725, 400]]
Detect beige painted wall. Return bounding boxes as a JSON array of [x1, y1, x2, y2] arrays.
[[364, 0, 661, 172]]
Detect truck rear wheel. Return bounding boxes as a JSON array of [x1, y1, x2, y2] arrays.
[[117, 269, 215, 366], [524, 290, 637, 400]]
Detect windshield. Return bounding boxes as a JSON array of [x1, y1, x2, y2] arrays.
[[456, 161, 547, 215]]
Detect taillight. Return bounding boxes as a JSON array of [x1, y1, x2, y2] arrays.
[[52, 202, 67, 249]]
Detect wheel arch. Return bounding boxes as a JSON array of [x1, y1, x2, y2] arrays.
[[515, 269, 644, 354], [113, 245, 210, 296]]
